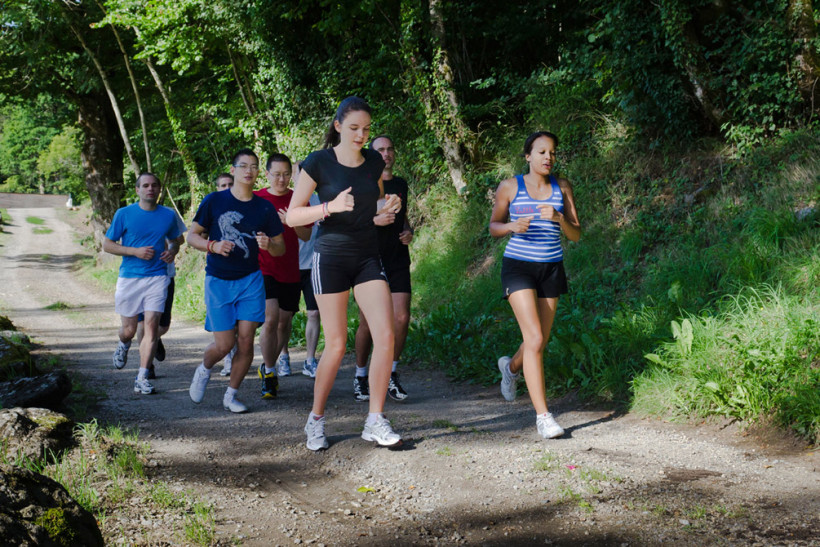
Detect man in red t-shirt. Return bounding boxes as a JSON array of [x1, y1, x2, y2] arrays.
[[254, 154, 312, 398]]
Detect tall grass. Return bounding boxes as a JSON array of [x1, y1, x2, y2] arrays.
[[632, 286, 819, 441]]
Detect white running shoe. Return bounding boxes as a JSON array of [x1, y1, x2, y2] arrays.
[[113, 342, 129, 369], [498, 356, 519, 401], [536, 412, 565, 439], [302, 357, 318, 379], [304, 415, 328, 451], [133, 378, 155, 394], [189, 366, 210, 403], [223, 396, 248, 414], [361, 415, 401, 446], [220, 345, 236, 376]]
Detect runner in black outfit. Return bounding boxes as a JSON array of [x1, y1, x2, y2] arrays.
[[286, 96, 403, 451], [353, 135, 413, 402]]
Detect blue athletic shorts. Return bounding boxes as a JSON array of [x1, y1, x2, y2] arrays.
[[204, 270, 266, 332]]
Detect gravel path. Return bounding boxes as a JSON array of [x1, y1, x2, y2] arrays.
[[1, 196, 818, 546]]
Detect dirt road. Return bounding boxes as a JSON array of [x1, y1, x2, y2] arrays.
[[1, 198, 818, 546]]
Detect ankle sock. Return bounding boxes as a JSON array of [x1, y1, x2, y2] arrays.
[[391, 361, 398, 373], [136, 368, 148, 380], [355, 366, 367, 377], [264, 363, 276, 374], [309, 412, 323, 421], [365, 412, 383, 426], [224, 387, 238, 402], [197, 363, 211, 375]]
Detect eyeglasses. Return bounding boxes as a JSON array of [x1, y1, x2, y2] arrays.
[[233, 163, 259, 171]]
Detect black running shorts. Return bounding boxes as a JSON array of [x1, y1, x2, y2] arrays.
[[384, 264, 411, 294], [299, 269, 318, 311], [501, 257, 568, 299], [311, 252, 387, 295], [263, 275, 301, 313]]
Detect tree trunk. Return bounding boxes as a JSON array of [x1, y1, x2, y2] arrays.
[[787, 0, 820, 105], [143, 56, 205, 211], [62, 9, 141, 179], [400, 0, 475, 195], [658, 0, 725, 131], [94, 0, 152, 172], [76, 93, 125, 246]]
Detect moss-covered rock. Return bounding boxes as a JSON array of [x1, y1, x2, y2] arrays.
[[0, 408, 75, 463], [0, 334, 33, 381], [0, 315, 15, 331], [0, 464, 103, 546]]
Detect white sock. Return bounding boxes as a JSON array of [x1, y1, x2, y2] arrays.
[[224, 387, 238, 401], [264, 363, 277, 374], [391, 361, 399, 373], [355, 366, 368, 377], [137, 368, 148, 380], [365, 412, 383, 426], [309, 412, 323, 421], [197, 363, 211, 375]]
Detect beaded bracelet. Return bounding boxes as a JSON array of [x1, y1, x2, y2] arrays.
[[207, 240, 215, 254]]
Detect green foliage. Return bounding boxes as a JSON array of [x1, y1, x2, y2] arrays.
[[37, 125, 86, 200]]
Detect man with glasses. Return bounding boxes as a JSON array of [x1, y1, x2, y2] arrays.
[[254, 154, 312, 398], [187, 149, 286, 413]]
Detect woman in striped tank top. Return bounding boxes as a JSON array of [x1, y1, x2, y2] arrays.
[[489, 131, 581, 439]]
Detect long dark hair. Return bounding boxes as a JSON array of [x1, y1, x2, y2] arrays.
[[323, 96, 372, 149]]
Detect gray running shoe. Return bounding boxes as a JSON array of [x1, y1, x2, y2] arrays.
[[302, 357, 318, 379], [189, 366, 210, 403], [361, 415, 401, 446], [536, 412, 565, 439], [277, 353, 291, 377], [304, 415, 328, 451], [113, 342, 129, 369], [498, 356, 519, 401], [134, 377, 155, 395]]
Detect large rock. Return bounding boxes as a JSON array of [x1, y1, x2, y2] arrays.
[[0, 371, 71, 409], [0, 408, 75, 462], [0, 315, 15, 331], [0, 464, 104, 547], [0, 334, 34, 381]]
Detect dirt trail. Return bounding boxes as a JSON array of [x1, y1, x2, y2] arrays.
[[1, 197, 818, 546]]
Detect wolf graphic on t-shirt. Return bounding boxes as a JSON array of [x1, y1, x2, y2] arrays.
[[217, 211, 255, 258]]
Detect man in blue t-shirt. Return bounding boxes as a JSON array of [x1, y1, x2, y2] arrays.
[[187, 149, 286, 414], [103, 173, 183, 395]]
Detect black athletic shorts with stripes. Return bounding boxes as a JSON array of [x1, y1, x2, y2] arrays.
[[311, 252, 387, 295]]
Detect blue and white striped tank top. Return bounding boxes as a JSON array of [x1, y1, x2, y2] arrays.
[[503, 175, 564, 263]]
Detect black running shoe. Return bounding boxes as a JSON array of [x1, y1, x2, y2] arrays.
[[155, 338, 166, 362], [387, 372, 408, 401], [353, 375, 369, 401], [146, 366, 157, 380], [259, 364, 278, 399]]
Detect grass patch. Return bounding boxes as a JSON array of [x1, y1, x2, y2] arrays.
[[44, 301, 71, 311], [431, 419, 459, 431], [25, 215, 45, 225], [435, 446, 454, 456], [12, 419, 218, 545], [33, 227, 53, 234], [632, 285, 820, 442]]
